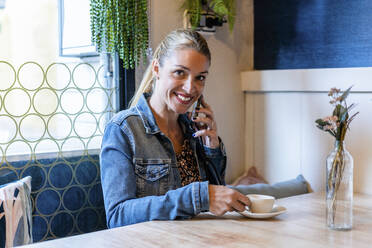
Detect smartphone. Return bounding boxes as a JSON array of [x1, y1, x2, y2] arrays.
[[191, 96, 202, 133], [191, 96, 202, 120]]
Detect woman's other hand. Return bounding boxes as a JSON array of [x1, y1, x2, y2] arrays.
[[192, 97, 220, 148], [208, 185, 251, 216]]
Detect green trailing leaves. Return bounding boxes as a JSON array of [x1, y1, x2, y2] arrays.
[[209, 0, 235, 32], [181, 0, 202, 29], [209, 0, 228, 17], [181, 0, 235, 32], [90, 0, 149, 69], [225, 0, 235, 32]]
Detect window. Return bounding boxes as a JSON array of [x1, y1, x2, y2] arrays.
[[58, 0, 98, 57], [0, 0, 117, 161], [0, 1, 136, 240]]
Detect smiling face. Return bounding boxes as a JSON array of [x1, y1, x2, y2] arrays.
[[151, 48, 210, 115]]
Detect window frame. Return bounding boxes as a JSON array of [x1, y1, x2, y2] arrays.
[[57, 0, 99, 58], [57, 0, 135, 110]]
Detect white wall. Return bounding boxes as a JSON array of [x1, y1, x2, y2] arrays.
[[242, 69, 372, 195], [145, 0, 372, 194], [143, 0, 253, 183]]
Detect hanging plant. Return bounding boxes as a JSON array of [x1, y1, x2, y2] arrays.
[[181, 0, 236, 32], [181, 0, 203, 29], [90, 0, 149, 69], [209, 0, 235, 31]]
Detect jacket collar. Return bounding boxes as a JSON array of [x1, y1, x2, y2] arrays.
[[135, 93, 160, 134], [135, 93, 194, 136]]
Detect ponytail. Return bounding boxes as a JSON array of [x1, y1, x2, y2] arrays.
[[129, 64, 154, 108]]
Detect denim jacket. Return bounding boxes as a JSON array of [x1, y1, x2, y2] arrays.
[[100, 93, 227, 227]]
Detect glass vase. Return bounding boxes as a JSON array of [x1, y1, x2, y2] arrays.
[[326, 140, 353, 230]]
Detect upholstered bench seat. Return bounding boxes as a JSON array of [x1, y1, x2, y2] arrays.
[[0, 154, 106, 242]]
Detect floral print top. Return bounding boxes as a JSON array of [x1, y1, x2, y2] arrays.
[[176, 139, 201, 186]]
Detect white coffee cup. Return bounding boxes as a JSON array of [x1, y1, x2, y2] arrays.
[[246, 194, 275, 213]]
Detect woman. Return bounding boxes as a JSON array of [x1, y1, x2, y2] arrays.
[[100, 29, 251, 228]]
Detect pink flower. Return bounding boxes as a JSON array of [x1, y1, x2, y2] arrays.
[[323, 116, 338, 122], [323, 125, 333, 131], [322, 116, 338, 131], [328, 88, 341, 96], [316, 86, 357, 139], [330, 116, 338, 122]]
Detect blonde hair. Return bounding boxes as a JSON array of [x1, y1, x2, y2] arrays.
[[129, 29, 211, 108]]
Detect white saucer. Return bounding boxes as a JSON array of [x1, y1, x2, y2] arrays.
[[239, 204, 287, 219]]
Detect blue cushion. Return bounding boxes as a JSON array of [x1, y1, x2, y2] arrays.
[[229, 175, 309, 199], [0, 155, 106, 243], [0, 169, 18, 187]]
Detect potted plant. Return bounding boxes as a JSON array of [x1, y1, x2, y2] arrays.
[[181, 0, 236, 32], [90, 0, 149, 69]]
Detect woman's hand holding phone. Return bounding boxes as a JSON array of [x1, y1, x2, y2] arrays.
[[191, 95, 220, 149]]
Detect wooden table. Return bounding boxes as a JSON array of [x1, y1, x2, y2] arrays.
[[23, 192, 372, 248]]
